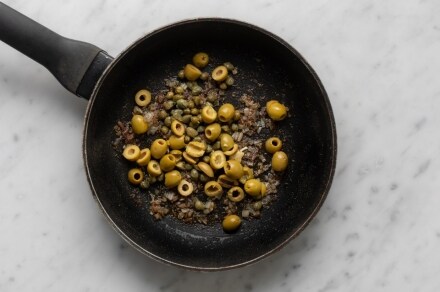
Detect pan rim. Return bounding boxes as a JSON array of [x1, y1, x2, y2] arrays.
[[82, 17, 337, 271]]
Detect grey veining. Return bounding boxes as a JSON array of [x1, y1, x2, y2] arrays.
[[1, 0, 440, 291]]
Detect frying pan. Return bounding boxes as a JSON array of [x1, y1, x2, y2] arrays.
[[0, 3, 337, 270]]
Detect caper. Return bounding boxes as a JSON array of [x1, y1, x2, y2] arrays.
[[183, 108, 191, 115], [192, 85, 203, 96], [186, 127, 198, 138], [231, 123, 239, 132], [150, 175, 157, 184], [272, 151, 288, 171], [173, 94, 184, 101], [200, 72, 209, 81], [218, 103, 235, 122], [190, 169, 199, 181], [160, 126, 169, 135], [244, 179, 262, 197], [206, 144, 212, 153], [191, 115, 201, 123], [193, 136, 202, 142], [175, 86, 184, 94], [199, 173, 208, 183], [204, 181, 223, 197], [197, 125, 205, 133], [186, 81, 195, 90], [222, 214, 241, 232], [176, 161, 186, 170], [131, 115, 149, 134], [212, 141, 221, 150], [205, 123, 221, 142], [223, 62, 235, 71], [190, 108, 199, 115], [221, 125, 231, 134], [181, 114, 192, 124], [193, 95, 201, 106], [164, 116, 172, 127], [265, 137, 282, 154], [234, 111, 241, 121], [207, 91, 218, 102], [184, 135, 191, 143], [212, 65, 228, 82], [164, 170, 182, 188], [159, 154, 177, 172], [224, 160, 244, 180], [140, 180, 150, 189], [178, 70, 185, 79], [193, 52, 209, 68], [158, 110, 168, 120], [194, 200, 205, 210], [176, 99, 188, 109], [188, 101, 195, 109], [184, 163, 193, 171], [253, 201, 263, 211], [225, 76, 234, 86], [171, 109, 183, 116], [166, 91, 174, 99], [164, 100, 175, 111], [202, 156, 211, 164], [219, 83, 227, 90], [150, 139, 168, 159], [266, 100, 287, 121]]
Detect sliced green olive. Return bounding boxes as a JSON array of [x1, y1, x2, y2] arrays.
[[220, 133, 234, 152], [217, 103, 235, 122], [265, 137, 282, 154], [134, 89, 151, 107], [210, 150, 226, 170], [164, 170, 182, 188], [122, 144, 140, 161], [272, 151, 288, 171], [266, 100, 287, 121], [222, 214, 241, 232], [184, 64, 202, 81], [212, 65, 228, 82], [192, 52, 209, 68], [204, 181, 223, 197], [128, 168, 144, 185], [131, 114, 148, 134], [197, 162, 214, 178], [205, 123, 221, 142], [227, 187, 245, 202], [150, 139, 168, 159], [147, 160, 162, 177], [171, 120, 185, 137], [136, 148, 151, 166], [201, 105, 217, 124], [177, 179, 194, 196], [224, 160, 244, 180], [168, 135, 186, 150], [159, 154, 177, 172]]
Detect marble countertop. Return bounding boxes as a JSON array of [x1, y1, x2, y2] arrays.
[[1, 0, 439, 291]]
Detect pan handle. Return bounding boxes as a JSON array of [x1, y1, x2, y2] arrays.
[[0, 3, 113, 99]]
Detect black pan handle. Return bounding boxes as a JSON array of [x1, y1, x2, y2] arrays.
[[0, 2, 113, 99]]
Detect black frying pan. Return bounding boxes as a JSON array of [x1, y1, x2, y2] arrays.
[[0, 3, 336, 270]]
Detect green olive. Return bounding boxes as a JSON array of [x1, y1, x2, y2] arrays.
[[201, 105, 217, 124], [224, 160, 244, 180], [192, 52, 209, 68], [150, 139, 168, 159], [212, 65, 228, 82], [244, 179, 262, 197], [131, 115, 148, 134], [122, 144, 140, 161], [260, 182, 267, 196], [171, 120, 185, 137], [134, 89, 151, 107], [220, 133, 234, 152], [164, 170, 182, 188], [147, 160, 162, 177], [177, 179, 194, 196], [272, 151, 288, 171], [223, 144, 238, 156], [222, 214, 241, 232], [182, 152, 198, 165], [184, 64, 202, 81], [266, 100, 287, 121], [210, 150, 226, 170], [204, 181, 223, 197], [136, 148, 151, 166], [205, 123, 221, 141], [159, 154, 177, 172], [217, 103, 235, 122], [128, 168, 144, 185], [168, 135, 186, 150], [227, 187, 245, 202], [197, 162, 214, 178], [265, 137, 282, 154], [217, 174, 237, 189]]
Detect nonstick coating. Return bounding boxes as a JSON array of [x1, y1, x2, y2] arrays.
[[84, 19, 336, 270]]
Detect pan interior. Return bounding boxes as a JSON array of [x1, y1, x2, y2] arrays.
[[84, 19, 336, 270]]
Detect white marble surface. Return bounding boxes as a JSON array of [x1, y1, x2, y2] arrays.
[[1, 0, 440, 291]]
